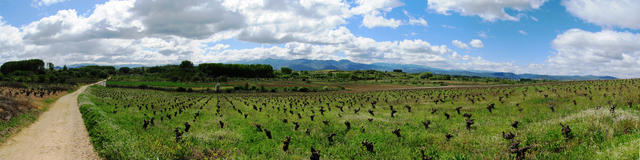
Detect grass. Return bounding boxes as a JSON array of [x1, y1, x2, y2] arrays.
[[80, 79, 640, 159]]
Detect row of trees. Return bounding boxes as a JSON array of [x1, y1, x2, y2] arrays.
[[0, 59, 46, 75], [0, 59, 114, 84], [197, 63, 274, 78], [114, 61, 274, 82]]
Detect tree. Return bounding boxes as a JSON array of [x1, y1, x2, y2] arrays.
[[47, 62, 55, 71], [180, 60, 194, 71], [119, 67, 131, 74], [1, 59, 45, 74], [419, 72, 433, 79], [281, 67, 293, 74], [63, 65, 68, 71]]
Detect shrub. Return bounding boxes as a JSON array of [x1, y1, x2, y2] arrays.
[[138, 84, 148, 89], [297, 87, 310, 92], [281, 67, 293, 74]]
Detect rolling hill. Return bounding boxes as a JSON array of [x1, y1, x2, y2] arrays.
[[238, 58, 616, 81]]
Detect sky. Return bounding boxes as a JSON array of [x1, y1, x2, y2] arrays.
[[0, 0, 639, 78]]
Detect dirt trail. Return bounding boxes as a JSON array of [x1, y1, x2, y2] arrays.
[[0, 84, 100, 160]]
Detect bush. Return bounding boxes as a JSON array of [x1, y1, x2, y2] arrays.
[[138, 84, 148, 89], [281, 67, 293, 74], [297, 87, 310, 92], [419, 72, 433, 79], [119, 67, 131, 74], [177, 87, 186, 92]]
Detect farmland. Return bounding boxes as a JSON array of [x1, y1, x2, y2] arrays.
[[0, 83, 74, 143], [80, 79, 640, 159]]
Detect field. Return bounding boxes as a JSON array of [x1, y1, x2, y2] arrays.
[[80, 79, 640, 159], [0, 84, 72, 143]]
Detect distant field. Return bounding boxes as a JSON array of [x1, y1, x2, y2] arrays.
[[106, 81, 228, 88], [81, 79, 640, 159], [105, 79, 500, 93]]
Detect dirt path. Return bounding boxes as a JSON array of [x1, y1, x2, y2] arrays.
[[0, 84, 100, 160]]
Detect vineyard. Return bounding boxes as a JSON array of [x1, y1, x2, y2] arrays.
[[0, 84, 71, 142], [80, 79, 640, 159]]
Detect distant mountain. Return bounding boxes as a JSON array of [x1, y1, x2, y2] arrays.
[[238, 58, 617, 81]]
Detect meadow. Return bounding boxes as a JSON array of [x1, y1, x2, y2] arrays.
[[80, 79, 640, 159]]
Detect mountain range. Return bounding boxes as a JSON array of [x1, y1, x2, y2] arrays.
[[61, 59, 616, 81], [237, 58, 616, 81]]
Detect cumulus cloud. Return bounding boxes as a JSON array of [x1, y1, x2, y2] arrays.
[[352, 0, 404, 28], [7, 0, 614, 79], [0, 17, 26, 59], [361, 14, 403, 28], [562, 0, 640, 29], [452, 40, 470, 49], [470, 39, 484, 48], [541, 29, 640, 78], [452, 39, 483, 49], [427, 0, 548, 21], [132, 0, 246, 39], [225, 0, 352, 44]]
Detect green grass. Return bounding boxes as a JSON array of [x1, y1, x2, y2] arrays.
[[81, 79, 640, 159]]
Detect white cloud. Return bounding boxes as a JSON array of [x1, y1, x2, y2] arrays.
[[427, 0, 548, 21], [404, 10, 428, 26], [226, 0, 352, 43], [409, 17, 428, 26], [518, 30, 527, 35], [0, 17, 26, 59], [132, 0, 246, 39], [352, 0, 404, 28], [562, 0, 640, 29], [33, 0, 68, 7], [452, 39, 484, 49], [452, 40, 470, 49], [543, 29, 640, 78], [4, 0, 587, 78], [361, 14, 403, 28], [470, 39, 484, 48]]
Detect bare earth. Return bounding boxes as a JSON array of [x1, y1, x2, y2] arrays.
[[0, 84, 100, 160]]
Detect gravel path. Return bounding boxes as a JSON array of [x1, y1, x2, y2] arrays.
[[0, 84, 100, 160]]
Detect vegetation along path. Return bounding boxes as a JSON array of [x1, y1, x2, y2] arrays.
[[0, 83, 100, 160]]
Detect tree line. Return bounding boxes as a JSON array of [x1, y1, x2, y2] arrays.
[[0, 59, 114, 84], [116, 61, 274, 82]]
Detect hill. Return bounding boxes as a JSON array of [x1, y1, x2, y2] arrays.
[[238, 58, 616, 80]]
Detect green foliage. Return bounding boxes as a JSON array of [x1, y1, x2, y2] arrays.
[[1, 59, 45, 74], [82, 79, 640, 159], [119, 67, 131, 74], [198, 63, 274, 78], [419, 72, 433, 79], [180, 61, 194, 71], [47, 62, 54, 71], [280, 67, 293, 74]]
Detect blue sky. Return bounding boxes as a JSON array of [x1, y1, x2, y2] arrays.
[[1, 0, 640, 78]]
